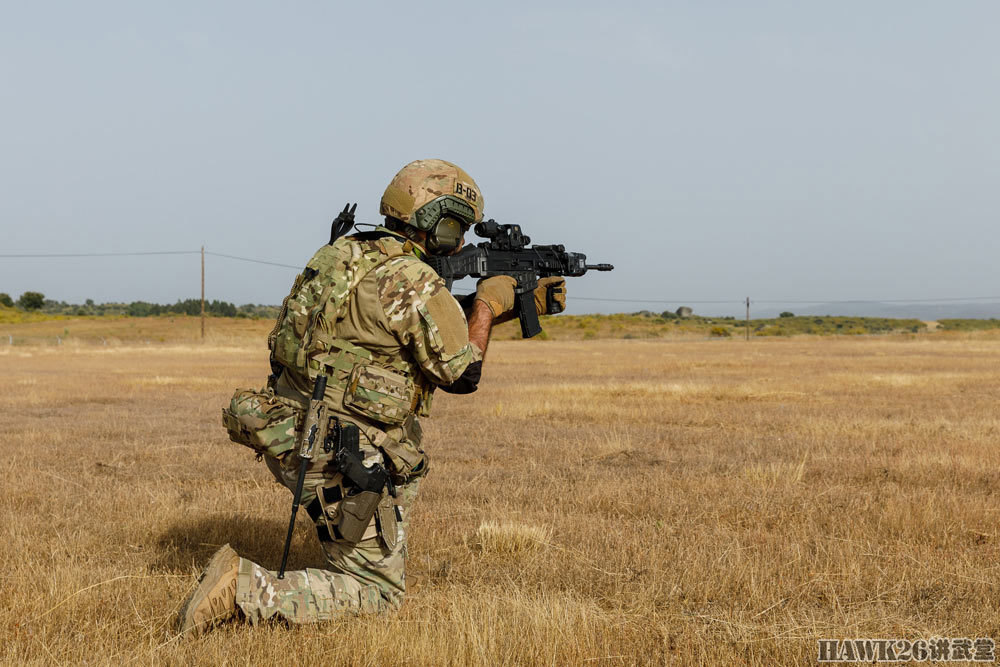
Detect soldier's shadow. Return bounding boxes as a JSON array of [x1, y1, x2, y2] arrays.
[[152, 515, 328, 574]]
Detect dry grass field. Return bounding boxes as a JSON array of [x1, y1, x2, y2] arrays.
[[2, 326, 1000, 665]]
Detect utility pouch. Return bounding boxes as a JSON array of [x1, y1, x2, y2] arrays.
[[336, 490, 382, 543], [221, 387, 298, 459], [375, 494, 399, 551], [343, 364, 415, 426]]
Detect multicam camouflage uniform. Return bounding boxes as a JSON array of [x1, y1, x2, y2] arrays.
[[229, 229, 481, 624]]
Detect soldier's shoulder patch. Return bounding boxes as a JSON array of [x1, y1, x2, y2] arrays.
[[371, 255, 418, 280], [376, 257, 447, 322], [392, 256, 441, 286], [423, 289, 469, 354]]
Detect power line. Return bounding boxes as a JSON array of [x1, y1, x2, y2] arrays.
[[0, 248, 303, 269], [0, 250, 199, 258], [204, 251, 301, 270]]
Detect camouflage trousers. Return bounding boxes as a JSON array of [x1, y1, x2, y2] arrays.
[[233, 448, 420, 624]]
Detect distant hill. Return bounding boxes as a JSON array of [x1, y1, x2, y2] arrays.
[[753, 301, 1000, 320]]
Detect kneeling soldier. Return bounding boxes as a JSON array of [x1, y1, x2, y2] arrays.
[[177, 159, 566, 634]]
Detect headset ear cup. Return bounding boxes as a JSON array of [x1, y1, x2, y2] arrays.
[[427, 217, 463, 254]]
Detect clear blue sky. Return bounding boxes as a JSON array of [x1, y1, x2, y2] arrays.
[[1, 1, 997, 315]]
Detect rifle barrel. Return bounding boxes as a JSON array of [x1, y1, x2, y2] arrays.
[[586, 264, 615, 271]]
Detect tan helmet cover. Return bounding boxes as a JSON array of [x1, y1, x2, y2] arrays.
[[380, 159, 484, 225]]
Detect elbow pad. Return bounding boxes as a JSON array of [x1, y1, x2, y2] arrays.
[[440, 360, 482, 395]]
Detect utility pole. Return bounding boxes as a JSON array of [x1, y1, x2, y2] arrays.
[[745, 297, 750, 341], [201, 246, 205, 341]]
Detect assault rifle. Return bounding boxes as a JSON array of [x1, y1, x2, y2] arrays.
[[427, 220, 614, 338]]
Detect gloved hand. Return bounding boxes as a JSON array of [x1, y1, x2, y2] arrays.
[[475, 275, 517, 318], [534, 277, 567, 315]]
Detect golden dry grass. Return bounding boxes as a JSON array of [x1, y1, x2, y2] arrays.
[[2, 331, 1000, 664], [0, 314, 270, 346]]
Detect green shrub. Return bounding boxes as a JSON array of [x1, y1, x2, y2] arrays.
[[709, 326, 731, 337], [17, 291, 45, 311]]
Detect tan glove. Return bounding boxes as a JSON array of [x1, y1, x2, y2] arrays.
[[534, 277, 567, 315], [475, 275, 517, 318]]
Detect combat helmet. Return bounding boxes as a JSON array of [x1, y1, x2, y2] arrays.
[[380, 159, 484, 254]]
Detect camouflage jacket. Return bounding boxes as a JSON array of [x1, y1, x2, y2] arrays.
[[269, 228, 481, 477]]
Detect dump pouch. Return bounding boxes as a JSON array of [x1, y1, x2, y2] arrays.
[[372, 415, 428, 485], [221, 387, 299, 459], [343, 364, 415, 426]]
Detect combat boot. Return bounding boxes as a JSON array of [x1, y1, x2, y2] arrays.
[[176, 544, 240, 636]]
